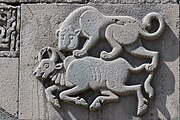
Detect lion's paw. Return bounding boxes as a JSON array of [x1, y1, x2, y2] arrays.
[[100, 51, 113, 60], [145, 63, 156, 72], [73, 50, 87, 57]]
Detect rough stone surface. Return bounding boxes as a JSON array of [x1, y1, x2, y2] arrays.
[[0, 58, 18, 118], [0, 108, 17, 120], [20, 3, 179, 120]]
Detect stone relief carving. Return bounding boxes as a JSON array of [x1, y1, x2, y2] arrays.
[[0, 4, 20, 57], [33, 6, 165, 116]]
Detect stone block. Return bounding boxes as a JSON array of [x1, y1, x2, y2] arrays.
[[20, 3, 179, 120], [0, 0, 87, 3], [0, 0, 178, 3], [88, 0, 178, 3], [0, 58, 18, 118]]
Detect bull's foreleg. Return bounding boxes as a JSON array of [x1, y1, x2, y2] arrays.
[[89, 89, 119, 111], [60, 86, 88, 107], [45, 85, 60, 107]]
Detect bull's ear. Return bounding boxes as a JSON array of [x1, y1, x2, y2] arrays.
[[56, 29, 60, 38], [55, 63, 63, 70], [74, 29, 82, 36]]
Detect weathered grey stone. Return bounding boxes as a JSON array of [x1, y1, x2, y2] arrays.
[[20, 3, 179, 120], [0, 108, 17, 120], [0, 58, 18, 118]]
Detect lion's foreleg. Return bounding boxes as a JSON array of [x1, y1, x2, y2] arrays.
[[73, 33, 99, 57]]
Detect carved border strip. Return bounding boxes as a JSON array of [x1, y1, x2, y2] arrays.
[[0, 3, 20, 58]]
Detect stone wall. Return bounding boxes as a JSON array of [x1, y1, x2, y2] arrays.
[[0, 0, 179, 120]]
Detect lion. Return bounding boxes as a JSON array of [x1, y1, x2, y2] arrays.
[[56, 6, 165, 72]]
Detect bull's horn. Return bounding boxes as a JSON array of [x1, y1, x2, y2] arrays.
[[57, 51, 65, 61], [48, 47, 58, 62], [38, 51, 42, 61], [38, 47, 48, 61]]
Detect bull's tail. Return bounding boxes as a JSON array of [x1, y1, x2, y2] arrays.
[[140, 12, 165, 40], [144, 72, 154, 99]]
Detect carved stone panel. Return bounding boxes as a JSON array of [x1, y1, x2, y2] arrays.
[[33, 6, 167, 117], [20, 4, 179, 120], [0, 4, 20, 57]]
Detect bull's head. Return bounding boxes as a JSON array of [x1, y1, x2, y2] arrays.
[[33, 47, 63, 80]]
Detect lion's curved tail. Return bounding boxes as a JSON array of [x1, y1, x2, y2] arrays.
[[140, 12, 165, 40]]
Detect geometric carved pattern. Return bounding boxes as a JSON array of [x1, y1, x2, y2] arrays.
[[0, 4, 20, 57]]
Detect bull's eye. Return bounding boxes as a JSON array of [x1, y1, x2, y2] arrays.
[[69, 35, 74, 40], [61, 35, 64, 40], [44, 63, 49, 68]]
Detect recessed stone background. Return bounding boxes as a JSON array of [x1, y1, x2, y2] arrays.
[[0, 1, 178, 120]]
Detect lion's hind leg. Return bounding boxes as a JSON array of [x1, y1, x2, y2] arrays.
[[127, 45, 159, 72], [101, 24, 123, 60]]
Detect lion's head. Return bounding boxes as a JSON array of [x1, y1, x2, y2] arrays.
[[56, 25, 80, 51]]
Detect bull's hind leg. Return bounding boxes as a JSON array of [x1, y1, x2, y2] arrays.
[[89, 89, 119, 111], [60, 86, 88, 107], [122, 85, 148, 116]]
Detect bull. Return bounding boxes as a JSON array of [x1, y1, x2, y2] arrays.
[[33, 47, 155, 116]]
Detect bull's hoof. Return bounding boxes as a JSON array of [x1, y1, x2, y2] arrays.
[[89, 102, 101, 111], [75, 98, 88, 107], [53, 99, 60, 108], [137, 103, 148, 116]]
